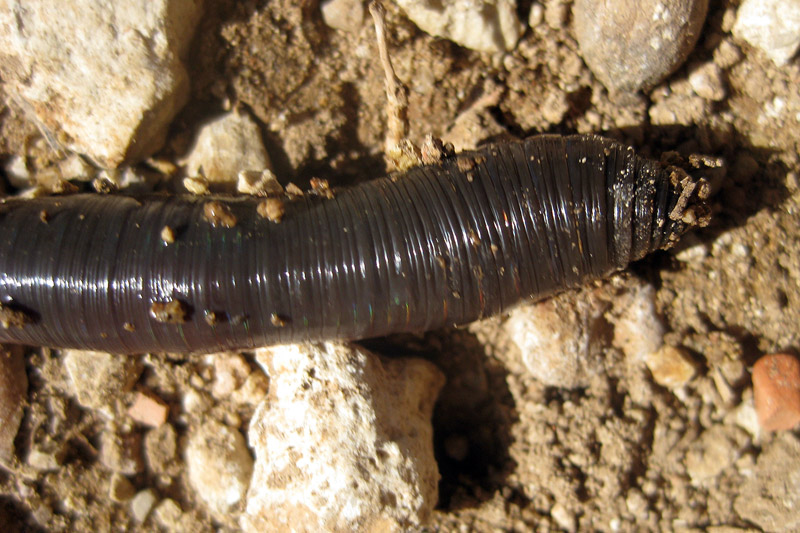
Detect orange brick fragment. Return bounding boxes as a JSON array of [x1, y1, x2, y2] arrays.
[[128, 392, 169, 427], [753, 353, 800, 432]]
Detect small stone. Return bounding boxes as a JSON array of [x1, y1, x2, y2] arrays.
[[320, 0, 364, 33], [734, 433, 800, 531], [550, 503, 576, 532], [243, 342, 445, 532], [752, 353, 800, 432], [144, 423, 177, 473], [153, 498, 183, 532], [645, 345, 696, 389], [528, 2, 544, 27], [732, 0, 800, 66], [4, 156, 31, 188], [63, 350, 140, 417], [0, 345, 27, 464], [0, 0, 202, 166], [505, 290, 606, 388], [611, 282, 664, 362], [128, 392, 169, 427], [574, 0, 709, 93], [237, 169, 283, 197], [688, 62, 726, 101], [186, 421, 253, 514], [394, 0, 523, 53], [131, 489, 158, 523], [109, 473, 136, 503], [100, 430, 143, 475], [230, 371, 270, 406], [183, 111, 271, 185], [544, 0, 569, 30], [210, 353, 252, 399]]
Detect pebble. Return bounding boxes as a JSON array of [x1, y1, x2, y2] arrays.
[[185, 421, 253, 514], [131, 489, 158, 523], [732, 0, 800, 66], [394, 0, 523, 53], [183, 110, 272, 186], [611, 283, 664, 362], [109, 472, 136, 503], [209, 353, 252, 399], [320, 0, 364, 33], [645, 345, 696, 389], [152, 499, 183, 532], [0, 0, 201, 167], [573, 0, 709, 93], [734, 433, 800, 531], [63, 350, 140, 418], [0, 345, 27, 464], [128, 392, 169, 427], [752, 353, 800, 432], [688, 62, 726, 101], [243, 342, 445, 532]]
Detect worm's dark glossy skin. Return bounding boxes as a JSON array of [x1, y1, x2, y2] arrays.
[[0, 135, 707, 354]]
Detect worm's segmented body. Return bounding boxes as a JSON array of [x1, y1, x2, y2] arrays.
[[0, 135, 707, 354]]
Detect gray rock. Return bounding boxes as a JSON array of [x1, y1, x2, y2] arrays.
[[0, 0, 202, 167], [395, 0, 523, 53], [574, 0, 709, 93], [732, 0, 800, 66]]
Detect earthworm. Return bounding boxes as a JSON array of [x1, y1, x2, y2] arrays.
[[0, 134, 708, 354]]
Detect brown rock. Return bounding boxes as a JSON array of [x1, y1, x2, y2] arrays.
[[574, 0, 709, 93], [752, 353, 800, 431]]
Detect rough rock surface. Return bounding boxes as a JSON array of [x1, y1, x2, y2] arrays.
[[732, 0, 800, 66], [394, 0, 523, 53], [0, 0, 202, 167], [243, 342, 445, 532], [183, 110, 271, 186], [574, 0, 709, 93]]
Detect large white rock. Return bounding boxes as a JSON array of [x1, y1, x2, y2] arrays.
[[394, 0, 523, 53], [733, 0, 800, 66], [0, 0, 202, 167], [243, 342, 445, 532]]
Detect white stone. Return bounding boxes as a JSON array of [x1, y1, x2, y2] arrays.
[[505, 291, 607, 388], [733, 0, 800, 66], [131, 489, 158, 523], [611, 283, 664, 362], [0, 0, 202, 167], [3, 155, 30, 188], [688, 62, 726, 101], [243, 342, 445, 532], [395, 0, 523, 53], [321, 0, 365, 33], [185, 421, 253, 514], [183, 111, 271, 184]]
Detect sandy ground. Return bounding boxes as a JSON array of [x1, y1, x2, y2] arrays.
[[1, 0, 799, 531]]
